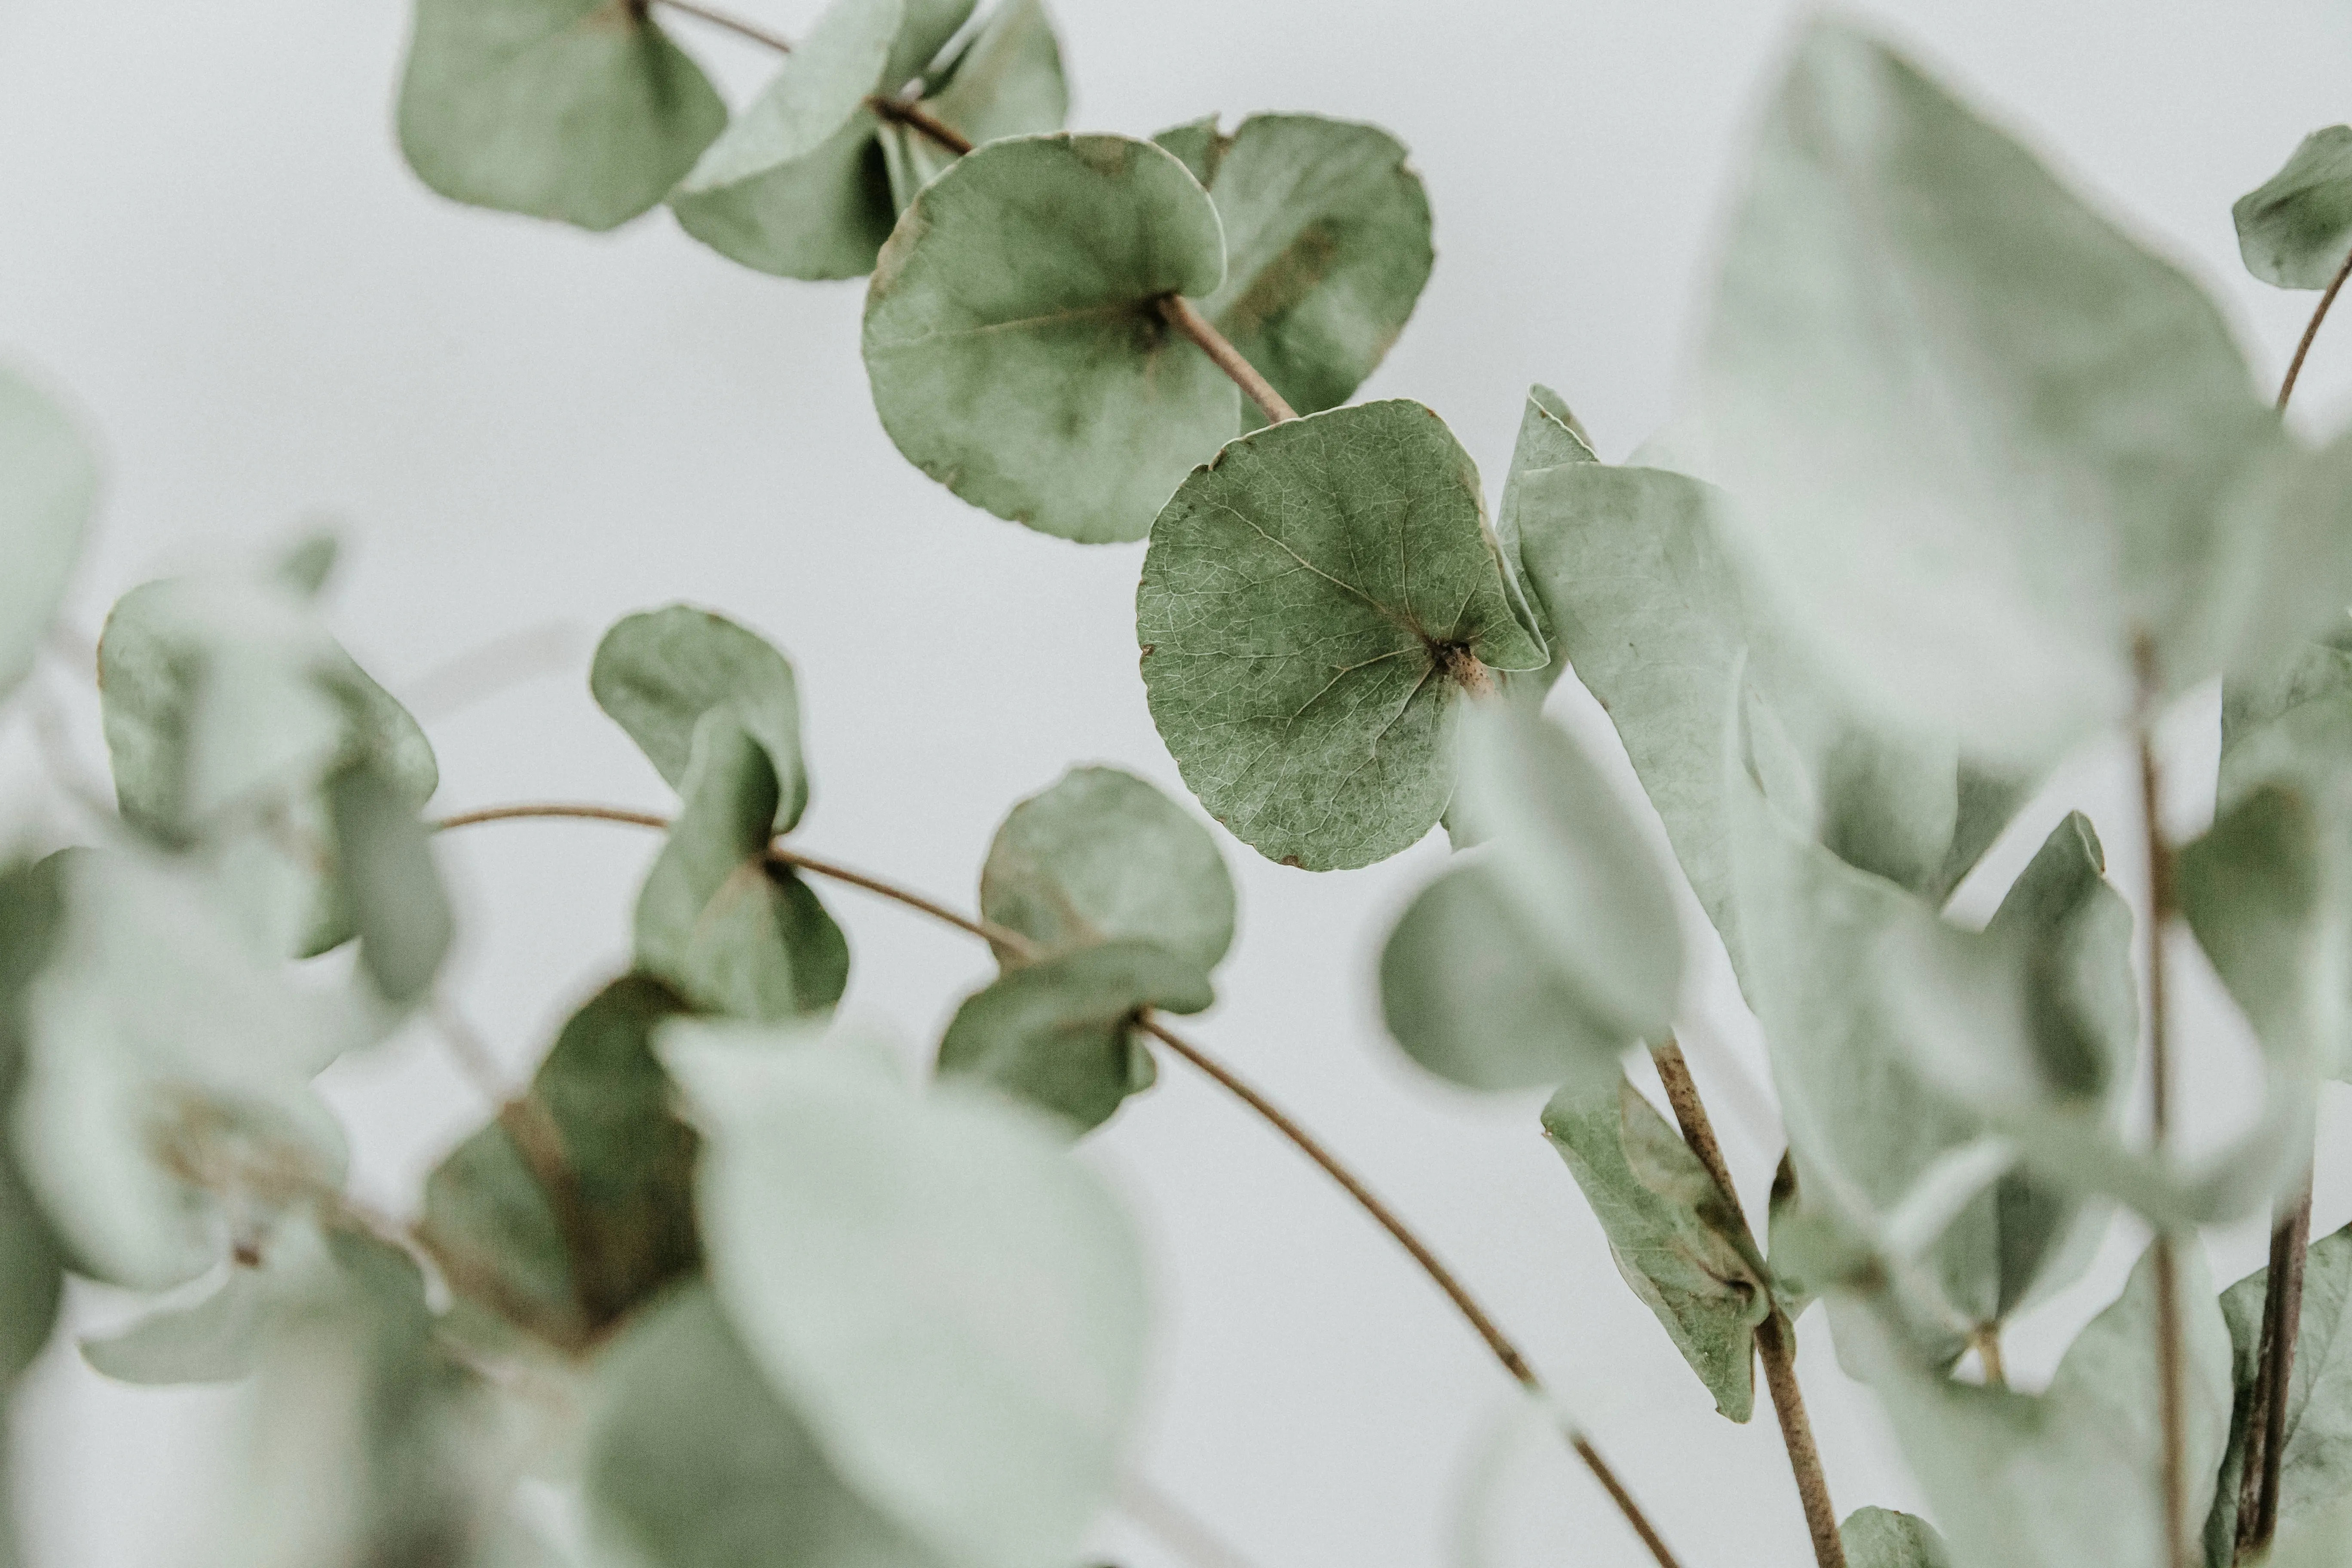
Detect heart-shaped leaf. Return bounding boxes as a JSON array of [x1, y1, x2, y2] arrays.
[[1151, 114, 1433, 431], [1136, 399, 1544, 869], [2236, 126, 2352, 290], [398, 0, 727, 232], [665, 1032, 1152, 1568], [864, 133, 1235, 543], [0, 365, 95, 706], [592, 604, 810, 833]]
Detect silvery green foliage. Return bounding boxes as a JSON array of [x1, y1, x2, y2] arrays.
[[2236, 127, 2352, 290], [0, 367, 94, 705], [2207, 1225, 2352, 1560], [1840, 1508, 1953, 1568]]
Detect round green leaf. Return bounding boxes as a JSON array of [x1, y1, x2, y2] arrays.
[[664, 1036, 1150, 1568], [1135, 399, 1544, 870], [2236, 126, 2352, 290], [979, 766, 1235, 971], [935, 940, 1210, 1134], [0, 366, 94, 706], [398, 0, 727, 233], [864, 133, 1235, 544], [1840, 1508, 1954, 1568], [591, 603, 809, 833], [1170, 114, 1433, 430]]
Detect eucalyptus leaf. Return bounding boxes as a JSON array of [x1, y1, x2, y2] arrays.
[[325, 758, 454, 1007], [1839, 1507, 1953, 1568], [1837, 1243, 2231, 1568], [2207, 1223, 2352, 1562], [2236, 126, 2352, 290], [2272, 1492, 2352, 1568], [1697, 17, 2293, 767], [864, 132, 1235, 544], [591, 604, 810, 833], [1491, 383, 1594, 672], [1542, 1075, 1769, 1421], [0, 859, 65, 1385], [935, 940, 1208, 1134], [0, 364, 95, 705], [879, 0, 1069, 207], [664, 1032, 1151, 1568], [398, 0, 727, 232], [588, 1284, 940, 1568], [634, 712, 848, 1021], [1159, 114, 1434, 430], [81, 1261, 272, 1385], [978, 765, 1235, 972], [1136, 399, 1544, 870]]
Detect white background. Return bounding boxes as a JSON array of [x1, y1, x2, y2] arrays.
[[6, 1, 2352, 1564]]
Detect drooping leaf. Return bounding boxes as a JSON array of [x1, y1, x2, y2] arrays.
[[423, 975, 698, 1342], [2207, 1224, 2352, 1562], [634, 712, 848, 1021], [325, 758, 455, 1007], [1136, 399, 1545, 870], [1154, 114, 1433, 430], [0, 364, 95, 705], [864, 133, 1235, 544], [935, 940, 1208, 1134], [1839, 1507, 1953, 1568], [664, 1032, 1151, 1568], [81, 1261, 273, 1385], [1381, 704, 1681, 1092], [591, 604, 810, 833], [978, 765, 1235, 972], [879, 0, 1069, 206], [1837, 1243, 2231, 1568], [398, 0, 726, 232], [2236, 127, 2352, 290], [1696, 18, 2301, 767], [1542, 1075, 1769, 1420], [587, 1283, 940, 1568]]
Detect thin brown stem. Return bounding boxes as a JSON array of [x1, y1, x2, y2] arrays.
[[1651, 1041, 1846, 1568], [869, 95, 976, 156], [2136, 690, 2191, 1568], [1971, 1325, 2008, 1389], [2277, 244, 2352, 410], [1159, 295, 1300, 424], [649, 0, 793, 53], [2238, 1168, 2315, 1560]]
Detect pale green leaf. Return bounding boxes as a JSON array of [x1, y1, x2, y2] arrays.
[[634, 712, 848, 1021], [2207, 1224, 2352, 1562], [421, 975, 698, 1341], [1151, 115, 1224, 188], [935, 940, 1207, 1134], [1136, 399, 1544, 870], [1697, 18, 2286, 766], [863, 132, 1234, 544], [0, 365, 95, 705], [979, 765, 1235, 972], [81, 1262, 270, 1384], [879, 0, 1068, 208], [1840, 1508, 1953, 1568], [1838, 1243, 2231, 1568], [1173, 114, 1434, 430], [1491, 384, 1594, 668], [2236, 126, 2352, 289], [588, 1284, 940, 1568], [665, 1033, 1151, 1568], [325, 758, 454, 1007], [1542, 1075, 1769, 1420], [591, 604, 809, 833], [398, 0, 726, 232], [2272, 1492, 2352, 1568], [0, 859, 66, 1386]]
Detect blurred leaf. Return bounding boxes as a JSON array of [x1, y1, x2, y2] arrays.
[[1136, 400, 1544, 870], [979, 765, 1234, 971], [2207, 1223, 2352, 1562], [591, 604, 810, 833], [2182, 785, 2349, 1087], [1542, 1075, 1768, 1420], [665, 1034, 1150, 1568], [1382, 705, 1680, 1092], [0, 364, 95, 705], [879, 0, 1068, 205], [2272, 1492, 2352, 1568], [1697, 18, 2297, 767], [398, 0, 726, 232], [634, 712, 848, 1021], [1151, 115, 1225, 187], [423, 975, 698, 1340], [864, 132, 1234, 543], [1166, 113, 1433, 430], [81, 1261, 271, 1385], [325, 758, 454, 1006], [935, 940, 1208, 1134], [0, 860, 66, 1387], [2236, 126, 2352, 289], [1838, 1243, 2230, 1568], [588, 1283, 938, 1568], [1840, 1508, 1953, 1568]]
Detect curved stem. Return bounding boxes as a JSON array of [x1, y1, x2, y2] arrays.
[[1159, 295, 1299, 424], [1651, 1042, 1845, 1568], [435, 799, 1685, 1568], [870, 95, 976, 157], [2277, 244, 2352, 410]]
